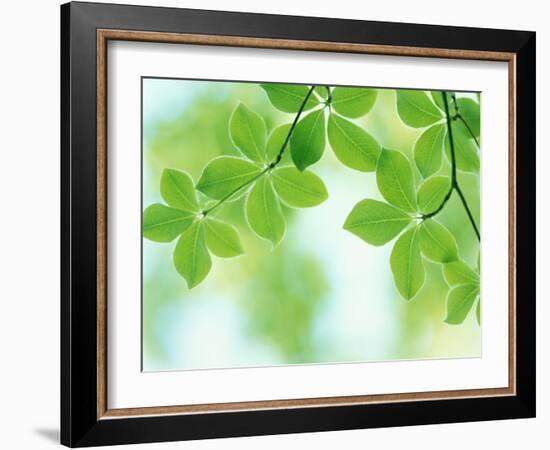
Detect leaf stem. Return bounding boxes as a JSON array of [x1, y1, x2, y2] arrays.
[[456, 114, 480, 148], [451, 94, 480, 148], [270, 85, 316, 167], [423, 91, 480, 241], [203, 85, 316, 216]]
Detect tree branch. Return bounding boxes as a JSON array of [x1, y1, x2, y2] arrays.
[[423, 91, 480, 241], [204, 85, 316, 216]]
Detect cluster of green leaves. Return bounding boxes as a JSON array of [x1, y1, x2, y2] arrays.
[[143, 94, 329, 289], [143, 82, 481, 326], [262, 84, 380, 172], [343, 89, 481, 325]]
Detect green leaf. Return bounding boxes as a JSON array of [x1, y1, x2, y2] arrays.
[[160, 169, 199, 212], [431, 91, 445, 111], [390, 225, 425, 299], [476, 299, 481, 325], [396, 90, 443, 128], [414, 124, 446, 178], [261, 84, 319, 113], [173, 221, 212, 288], [204, 218, 244, 258], [443, 260, 480, 286], [290, 109, 326, 171], [229, 103, 267, 162], [419, 219, 458, 263], [445, 121, 479, 172], [457, 98, 480, 138], [343, 199, 412, 246], [143, 204, 195, 243], [196, 156, 262, 200], [445, 283, 479, 324], [327, 113, 380, 172], [376, 149, 417, 213], [266, 124, 292, 163], [331, 87, 377, 118], [271, 167, 328, 208], [417, 176, 451, 214], [314, 86, 329, 101], [246, 176, 286, 246]]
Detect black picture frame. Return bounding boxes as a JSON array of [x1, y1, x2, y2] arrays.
[[61, 1, 535, 447]]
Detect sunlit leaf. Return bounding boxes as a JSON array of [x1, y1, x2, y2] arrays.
[[457, 98, 480, 139], [261, 84, 319, 113], [344, 199, 412, 246], [417, 175, 451, 214], [314, 86, 329, 101], [376, 149, 417, 213], [290, 109, 326, 171], [327, 113, 380, 172], [414, 123, 446, 178], [246, 176, 286, 246], [390, 225, 425, 300], [431, 91, 445, 111], [143, 204, 195, 243], [173, 221, 211, 288], [266, 123, 292, 163], [476, 299, 481, 325], [229, 103, 267, 162], [196, 156, 262, 200], [443, 260, 480, 286], [160, 169, 199, 212], [445, 121, 479, 172], [331, 87, 377, 118], [445, 283, 479, 324], [271, 167, 328, 208], [419, 219, 458, 263], [396, 90, 443, 128], [204, 218, 244, 258]]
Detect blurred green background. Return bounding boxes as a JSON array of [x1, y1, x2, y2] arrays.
[[142, 78, 480, 372]]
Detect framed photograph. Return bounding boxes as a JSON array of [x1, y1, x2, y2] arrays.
[[61, 1, 536, 447]]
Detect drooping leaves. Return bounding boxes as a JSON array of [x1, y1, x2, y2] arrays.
[[419, 219, 458, 263], [327, 113, 380, 172], [445, 283, 479, 324], [173, 221, 212, 289], [456, 98, 480, 139], [331, 87, 377, 118], [160, 169, 199, 212], [417, 176, 451, 214], [396, 90, 443, 128], [196, 156, 262, 200], [445, 121, 480, 172], [245, 176, 286, 246], [229, 103, 267, 162], [261, 84, 319, 113], [376, 149, 417, 213], [271, 167, 328, 208], [343, 199, 412, 246], [414, 123, 446, 178], [443, 260, 479, 286], [143, 204, 195, 243], [390, 225, 425, 300], [266, 123, 292, 163], [290, 109, 326, 171], [204, 218, 244, 258]]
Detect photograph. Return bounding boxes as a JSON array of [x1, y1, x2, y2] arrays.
[[141, 79, 482, 372]]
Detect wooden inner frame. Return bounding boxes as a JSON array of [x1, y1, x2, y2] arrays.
[[96, 29, 517, 420]]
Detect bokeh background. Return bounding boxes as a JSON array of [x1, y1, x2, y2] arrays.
[[142, 78, 481, 372]]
